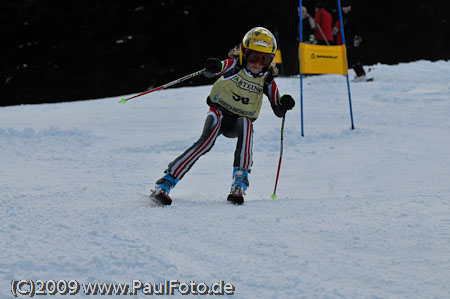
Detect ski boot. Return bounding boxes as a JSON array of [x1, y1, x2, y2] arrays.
[[352, 74, 368, 82], [227, 167, 249, 205], [150, 173, 179, 205]]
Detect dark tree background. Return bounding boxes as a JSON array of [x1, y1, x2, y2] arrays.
[[1, 0, 449, 106]]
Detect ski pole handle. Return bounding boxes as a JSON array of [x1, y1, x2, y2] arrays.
[[120, 68, 206, 103]]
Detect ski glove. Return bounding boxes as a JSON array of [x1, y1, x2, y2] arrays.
[[203, 58, 223, 78], [353, 35, 362, 47], [333, 26, 339, 35], [280, 94, 295, 111]]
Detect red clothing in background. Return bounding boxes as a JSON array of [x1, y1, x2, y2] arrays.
[[314, 8, 333, 42]]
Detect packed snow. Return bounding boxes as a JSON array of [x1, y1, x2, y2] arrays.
[[1, 60, 449, 298]]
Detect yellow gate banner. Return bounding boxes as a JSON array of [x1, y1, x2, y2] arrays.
[[275, 49, 282, 64], [299, 43, 348, 75]]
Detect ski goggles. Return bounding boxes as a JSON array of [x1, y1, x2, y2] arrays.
[[244, 49, 274, 66]]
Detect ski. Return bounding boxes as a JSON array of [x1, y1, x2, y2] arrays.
[[227, 193, 244, 205], [352, 76, 374, 83], [149, 189, 172, 206], [146, 192, 245, 206], [146, 190, 247, 206]]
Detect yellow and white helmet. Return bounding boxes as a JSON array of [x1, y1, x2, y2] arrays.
[[239, 27, 277, 65]]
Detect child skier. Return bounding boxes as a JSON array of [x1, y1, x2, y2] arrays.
[[150, 27, 295, 205]]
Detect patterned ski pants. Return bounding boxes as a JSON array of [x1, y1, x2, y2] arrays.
[[167, 107, 253, 179]]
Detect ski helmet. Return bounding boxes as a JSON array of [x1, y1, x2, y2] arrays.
[[240, 27, 277, 65]]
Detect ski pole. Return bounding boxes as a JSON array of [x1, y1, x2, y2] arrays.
[[315, 22, 331, 45], [120, 68, 206, 104], [271, 113, 286, 199]]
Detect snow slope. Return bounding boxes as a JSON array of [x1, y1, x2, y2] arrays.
[[1, 60, 449, 298]]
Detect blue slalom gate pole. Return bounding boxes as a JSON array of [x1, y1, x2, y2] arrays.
[[299, 0, 305, 136], [337, 0, 355, 129], [345, 74, 355, 129], [300, 74, 304, 136]]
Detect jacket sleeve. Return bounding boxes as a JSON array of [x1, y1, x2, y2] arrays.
[[264, 73, 284, 118], [213, 58, 237, 77]]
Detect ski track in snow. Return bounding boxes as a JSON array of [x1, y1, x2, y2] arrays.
[[1, 60, 450, 298]]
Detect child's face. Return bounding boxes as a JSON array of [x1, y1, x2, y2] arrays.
[[244, 49, 274, 74], [247, 61, 264, 74]]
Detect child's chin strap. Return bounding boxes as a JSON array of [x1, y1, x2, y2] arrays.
[[244, 64, 266, 78]]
